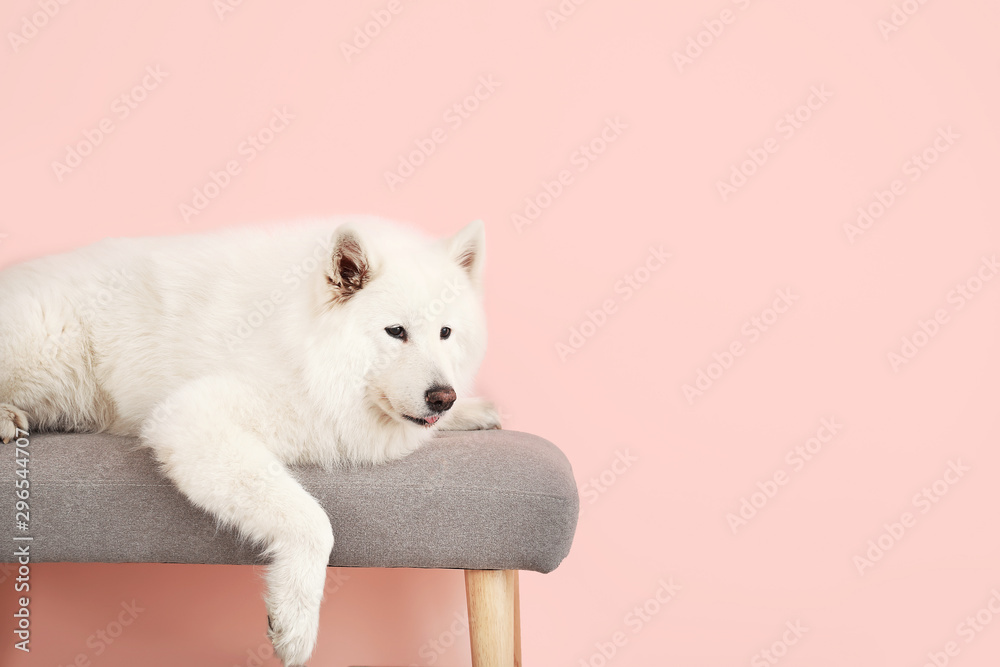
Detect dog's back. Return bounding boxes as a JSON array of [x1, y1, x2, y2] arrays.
[[0, 225, 334, 434]]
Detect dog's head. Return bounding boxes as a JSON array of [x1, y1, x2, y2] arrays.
[[315, 219, 487, 431]]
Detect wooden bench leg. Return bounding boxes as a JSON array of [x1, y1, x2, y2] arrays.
[[465, 569, 521, 667], [513, 570, 522, 667]]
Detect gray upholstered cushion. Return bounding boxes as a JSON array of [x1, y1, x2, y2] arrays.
[[0, 430, 578, 573]]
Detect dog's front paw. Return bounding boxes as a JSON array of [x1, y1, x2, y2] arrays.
[[439, 397, 502, 431], [0, 404, 28, 444]]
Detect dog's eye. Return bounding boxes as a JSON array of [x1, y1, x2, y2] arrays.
[[440, 327, 452, 340], [385, 326, 407, 340]]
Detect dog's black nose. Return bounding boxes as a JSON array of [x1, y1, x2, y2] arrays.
[[425, 385, 457, 413]]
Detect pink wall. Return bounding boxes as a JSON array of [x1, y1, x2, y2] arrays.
[[3, 0, 1000, 665]]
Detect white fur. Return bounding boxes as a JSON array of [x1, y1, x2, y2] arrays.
[[0, 216, 500, 666]]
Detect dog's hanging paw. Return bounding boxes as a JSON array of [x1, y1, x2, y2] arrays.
[[267, 603, 319, 667], [0, 404, 28, 444], [438, 397, 502, 431]]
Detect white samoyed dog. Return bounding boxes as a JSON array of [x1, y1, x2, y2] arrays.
[[0, 216, 500, 666]]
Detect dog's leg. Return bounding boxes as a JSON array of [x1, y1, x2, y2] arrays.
[[141, 377, 332, 667], [0, 404, 29, 443], [438, 397, 501, 431]]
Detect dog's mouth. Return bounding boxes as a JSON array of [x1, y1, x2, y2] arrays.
[[403, 414, 441, 427], [374, 392, 443, 428]]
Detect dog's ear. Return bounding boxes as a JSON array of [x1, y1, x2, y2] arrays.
[[448, 220, 485, 285], [326, 228, 370, 303]]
